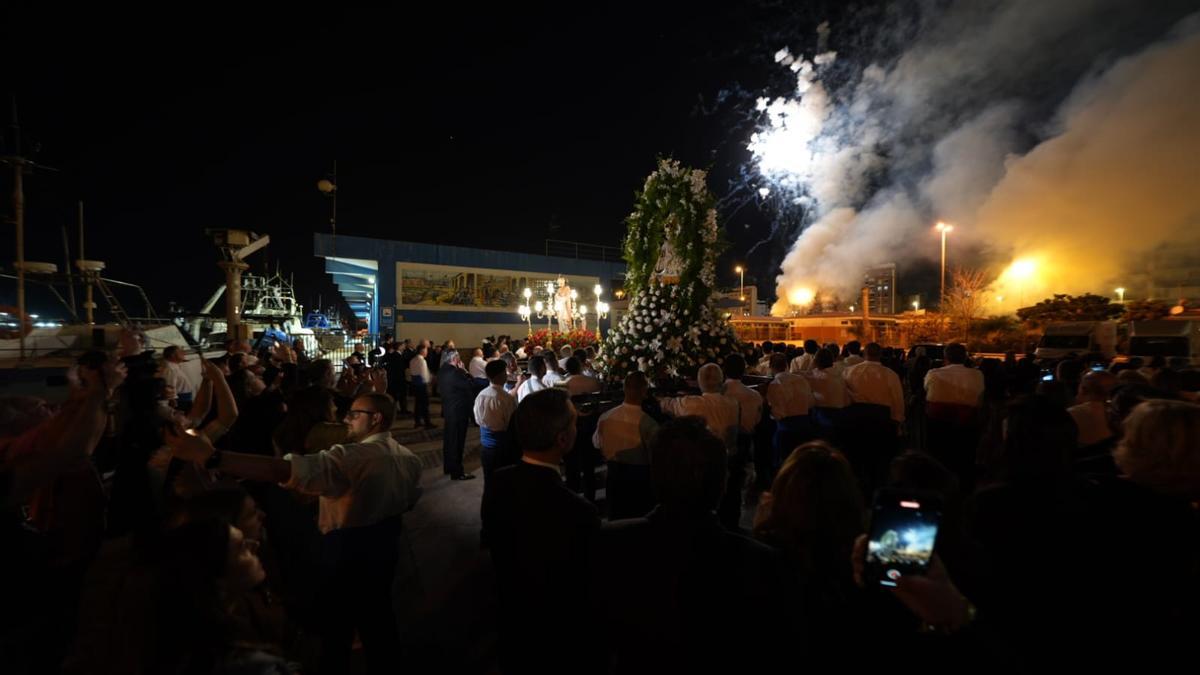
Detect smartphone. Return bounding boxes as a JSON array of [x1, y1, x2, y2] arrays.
[[1090, 364, 1106, 372], [1042, 372, 1054, 382], [865, 490, 942, 588]]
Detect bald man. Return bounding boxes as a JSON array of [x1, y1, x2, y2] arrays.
[[1068, 370, 1118, 448]]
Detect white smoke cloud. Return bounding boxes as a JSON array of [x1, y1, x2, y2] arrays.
[[755, 1, 1200, 315]]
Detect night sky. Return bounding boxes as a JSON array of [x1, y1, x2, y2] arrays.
[[3, 4, 855, 322]]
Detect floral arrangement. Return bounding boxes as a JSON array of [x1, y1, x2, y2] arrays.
[[525, 328, 599, 351], [601, 159, 741, 382]]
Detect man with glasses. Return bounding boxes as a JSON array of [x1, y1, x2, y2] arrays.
[[165, 391, 422, 674]]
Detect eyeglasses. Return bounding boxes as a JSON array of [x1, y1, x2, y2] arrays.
[[345, 409, 378, 419]]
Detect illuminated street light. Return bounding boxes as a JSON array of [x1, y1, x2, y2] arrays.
[[1115, 287, 1126, 303], [935, 222, 953, 307]]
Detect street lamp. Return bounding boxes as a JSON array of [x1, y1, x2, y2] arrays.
[[912, 299, 920, 312], [1115, 287, 1126, 303], [735, 266, 745, 314], [592, 285, 604, 336], [935, 222, 953, 307], [595, 301, 609, 341]]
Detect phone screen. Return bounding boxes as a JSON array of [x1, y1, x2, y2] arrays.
[[1090, 364, 1106, 372], [865, 490, 941, 588], [1042, 372, 1055, 381]]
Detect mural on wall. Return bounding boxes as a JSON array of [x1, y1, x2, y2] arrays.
[[397, 263, 598, 310]]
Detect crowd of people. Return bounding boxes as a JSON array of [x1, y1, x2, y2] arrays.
[[2, 326, 1198, 673]]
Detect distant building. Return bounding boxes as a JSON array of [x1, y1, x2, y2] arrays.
[[864, 263, 897, 315]]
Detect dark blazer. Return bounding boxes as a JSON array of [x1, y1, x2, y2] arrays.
[[436, 364, 475, 419], [482, 461, 601, 673], [596, 508, 788, 674]]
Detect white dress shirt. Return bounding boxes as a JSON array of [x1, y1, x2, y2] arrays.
[[515, 375, 548, 402], [592, 402, 659, 464], [844, 355, 864, 367], [1068, 400, 1112, 447], [924, 364, 985, 407], [660, 392, 740, 451], [724, 378, 764, 433], [542, 370, 565, 388], [469, 356, 488, 379], [564, 374, 602, 396], [789, 352, 816, 374], [767, 372, 815, 419], [163, 360, 195, 396], [806, 368, 850, 410], [409, 355, 431, 383], [474, 384, 517, 431], [283, 432, 422, 534], [842, 360, 905, 422]]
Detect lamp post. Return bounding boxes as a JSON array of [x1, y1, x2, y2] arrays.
[[935, 222, 953, 308], [912, 299, 920, 312], [593, 284, 603, 337], [520, 287, 534, 335], [1115, 287, 1126, 304], [595, 301, 609, 341], [735, 266, 745, 315]]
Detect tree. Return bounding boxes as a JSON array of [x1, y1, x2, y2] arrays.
[[1016, 293, 1122, 328], [1121, 299, 1172, 322], [942, 268, 991, 342], [904, 311, 948, 344]]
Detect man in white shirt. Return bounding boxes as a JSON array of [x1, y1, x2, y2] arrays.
[[475, 360, 519, 482], [161, 345, 196, 404], [515, 355, 550, 402], [1068, 370, 1118, 449], [409, 344, 435, 429], [806, 349, 851, 410], [843, 341, 865, 368], [841, 343, 905, 494], [660, 363, 740, 455], [558, 345, 574, 371], [543, 355, 567, 388], [923, 343, 985, 490], [719, 354, 763, 530], [789, 340, 820, 373], [924, 343, 985, 410], [593, 371, 659, 519], [766, 352, 816, 472], [168, 392, 422, 673], [843, 343, 905, 424], [469, 347, 489, 385], [563, 357, 603, 396]]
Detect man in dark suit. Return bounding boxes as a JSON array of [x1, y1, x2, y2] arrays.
[[438, 349, 477, 481], [597, 416, 787, 673], [481, 388, 602, 674]]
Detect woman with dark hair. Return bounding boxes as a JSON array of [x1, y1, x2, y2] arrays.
[[753, 441, 872, 660], [154, 519, 291, 674]]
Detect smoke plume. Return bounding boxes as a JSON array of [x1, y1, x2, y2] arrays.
[[752, 1, 1200, 314]]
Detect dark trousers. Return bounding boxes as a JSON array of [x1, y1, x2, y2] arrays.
[[773, 415, 814, 470], [606, 461, 654, 520], [443, 414, 469, 476], [565, 414, 599, 501], [318, 516, 403, 675], [479, 427, 512, 483], [389, 382, 409, 413], [754, 416, 777, 490], [839, 403, 897, 497], [411, 378, 430, 426], [718, 434, 753, 530]]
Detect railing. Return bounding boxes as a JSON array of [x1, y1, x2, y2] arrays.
[[544, 239, 623, 263]]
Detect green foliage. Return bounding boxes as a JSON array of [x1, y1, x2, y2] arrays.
[[1017, 293, 1123, 327]]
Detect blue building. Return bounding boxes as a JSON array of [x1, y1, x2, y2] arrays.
[[314, 233, 626, 344]]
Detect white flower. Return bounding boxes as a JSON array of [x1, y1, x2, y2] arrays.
[[675, 320, 682, 327]]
